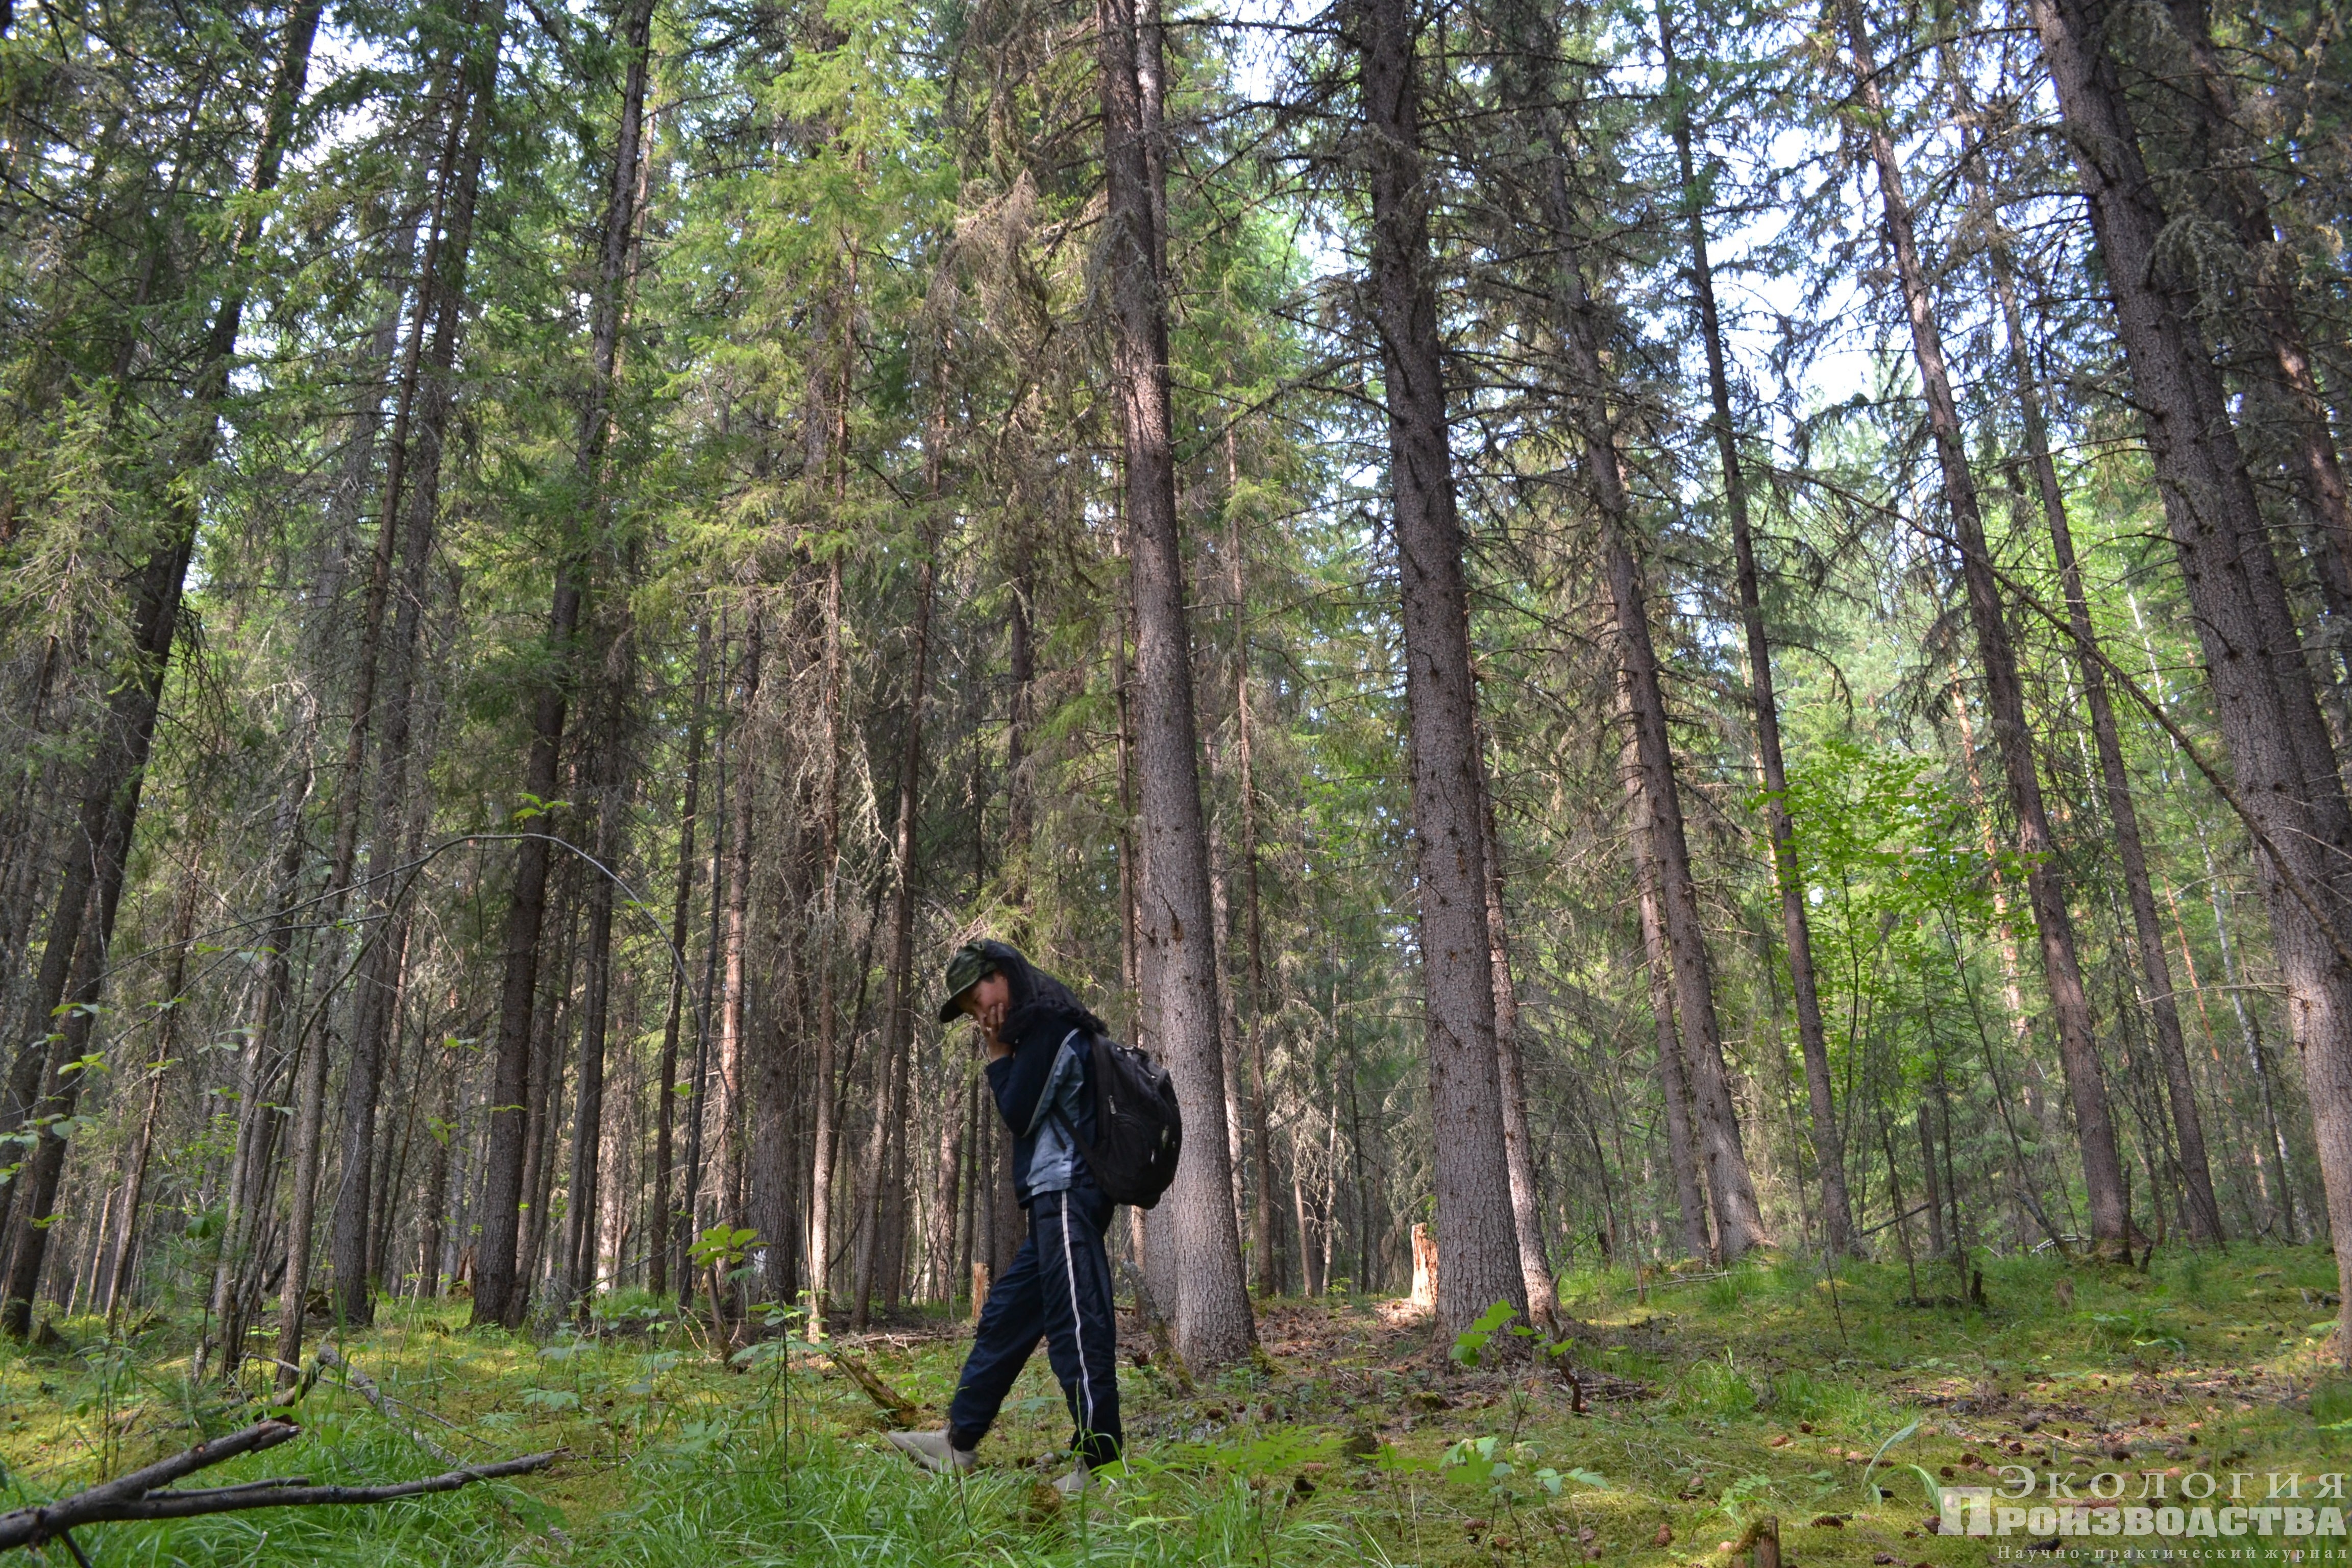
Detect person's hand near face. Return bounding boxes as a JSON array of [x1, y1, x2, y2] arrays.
[[961, 971, 1013, 1061]]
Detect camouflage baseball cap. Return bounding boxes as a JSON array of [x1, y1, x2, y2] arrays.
[[937, 941, 998, 1023]]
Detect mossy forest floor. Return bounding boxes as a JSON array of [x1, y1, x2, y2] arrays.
[[0, 1244, 2344, 1565]]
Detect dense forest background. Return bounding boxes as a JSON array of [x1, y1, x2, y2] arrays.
[[1, 0, 2348, 1385]]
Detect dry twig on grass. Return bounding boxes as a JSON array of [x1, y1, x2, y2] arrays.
[[827, 1350, 920, 1426], [0, 1418, 556, 1555]]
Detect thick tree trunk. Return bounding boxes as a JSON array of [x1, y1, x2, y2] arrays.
[[1842, 0, 2134, 1253], [1602, 501, 1768, 1258], [1660, 7, 1855, 1255], [1351, 0, 1528, 1345], [2158, 0, 2352, 602], [2032, 0, 2352, 1339], [1099, 0, 1255, 1367]]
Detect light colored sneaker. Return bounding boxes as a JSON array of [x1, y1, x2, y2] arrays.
[[1052, 1465, 1104, 1497], [887, 1429, 976, 1476]]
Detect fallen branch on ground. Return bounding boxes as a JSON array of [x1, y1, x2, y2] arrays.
[[0, 1418, 556, 1553], [317, 1343, 464, 1465], [827, 1350, 919, 1426]]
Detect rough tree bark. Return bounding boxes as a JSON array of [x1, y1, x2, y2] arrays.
[[2031, 0, 2352, 1341], [1099, 0, 1256, 1366], [1351, 0, 1530, 1343]]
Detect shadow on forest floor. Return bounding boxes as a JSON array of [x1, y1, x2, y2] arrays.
[[0, 1243, 2341, 1564]]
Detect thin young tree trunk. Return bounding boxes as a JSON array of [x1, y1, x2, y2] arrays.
[[1958, 136, 2226, 1243], [415, 1038, 457, 1296], [102, 861, 199, 1324], [562, 693, 633, 1318], [1659, 4, 1855, 1256], [714, 615, 761, 1257], [1625, 717, 1714, 1261], [1478, 754, 1554, 1322], [853, 552, 935, 1324], [928, 1057, 967, 1304], [206, 750, 312, 1380], [1099, 0, 1255, 1366], [1350, 0, 1528, 1344], [1841, 0, 2134, 1253], [676, 720, 725, 1302], [651, 621, 710, 1298], [1229, 487, 1279, 1299], [2032, 0, 2352, 1339], [274, 1008, 331, 1383]]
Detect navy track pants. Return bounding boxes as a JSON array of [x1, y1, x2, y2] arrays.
[[946, 1185, 1123, 1467]]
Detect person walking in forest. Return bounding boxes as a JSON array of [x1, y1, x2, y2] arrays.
[[887, 940, 1123, 1491]]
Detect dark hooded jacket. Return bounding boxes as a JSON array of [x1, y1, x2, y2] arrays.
[[971, 940, 1108, 1205]]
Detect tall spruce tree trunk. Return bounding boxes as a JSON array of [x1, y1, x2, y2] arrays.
[[2031, 0, 2352, 1341], [2159, 0, 2352, 599], [1955, 118, 2225, 1242], [473, 0, 646, 1325], [1493, 0, 1765, 1258], [1350, 0, 1529, 1344], [1624, 692, 1717, 1261], [1226, 468, 1280, 1298], [0, 0, 327, 1330], [1660, 4, 1855, 1255], [1099, 0, 1255, 1367], [651, 622, 710, 1298], [1841, 0, 2135, 1253], [854, 552, 934, 1320]]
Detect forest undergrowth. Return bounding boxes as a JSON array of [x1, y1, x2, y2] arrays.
[[0, 1245, 2340, 1566]]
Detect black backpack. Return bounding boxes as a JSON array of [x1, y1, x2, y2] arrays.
[[1062, 1034, 1183, 1209]]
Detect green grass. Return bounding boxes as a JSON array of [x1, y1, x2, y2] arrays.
[[0, 1242, 2341, 1564]]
